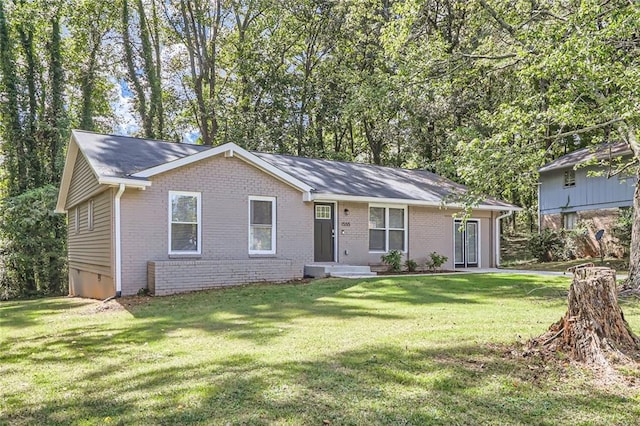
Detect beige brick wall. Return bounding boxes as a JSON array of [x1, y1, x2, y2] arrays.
[[149, 259, 299, 296], [335, 203, 496, 269], [408, 206, 456, 269], [120, 155, 314, 296]]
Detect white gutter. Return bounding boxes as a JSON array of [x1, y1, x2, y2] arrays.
[[114, 184, 125, 297], [495, 210, 514, 267]]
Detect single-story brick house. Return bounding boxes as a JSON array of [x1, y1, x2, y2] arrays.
[[56, 130, 519, 298], [538, 142, 635, 257]]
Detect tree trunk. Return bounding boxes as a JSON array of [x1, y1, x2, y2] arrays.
[[529, 267, 639, 368], [628, 169, 640, 289]]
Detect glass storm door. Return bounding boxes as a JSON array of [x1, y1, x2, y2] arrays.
[[454, 220, 479, 268]]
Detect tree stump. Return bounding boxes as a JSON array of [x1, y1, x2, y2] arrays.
[[530, 267, 639, 368]]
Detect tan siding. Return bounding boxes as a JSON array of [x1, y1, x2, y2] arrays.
[[67, 189, 113, 277], [120, 155, 314, 296], [66, 153, 101, 209]]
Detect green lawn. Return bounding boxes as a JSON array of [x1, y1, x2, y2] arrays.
[[2, 274, 640, 425], [501, 257, 630, 273]]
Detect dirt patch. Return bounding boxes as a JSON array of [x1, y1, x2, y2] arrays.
[[81, 299, 127, 315], [117, 295, 154, 308]]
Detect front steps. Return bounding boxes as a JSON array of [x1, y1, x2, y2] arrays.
[[304, 264, 377, 278]]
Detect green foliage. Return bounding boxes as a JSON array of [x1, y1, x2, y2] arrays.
[[404, 258, 418, 272], [0, 185, 67, 299], [425, 252, 448, 271], [381, 250, 402, 272], [612, 208, 633, 257], [528, 229, 564, 262]]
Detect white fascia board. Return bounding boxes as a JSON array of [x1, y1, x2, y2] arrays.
[[98, 177, 151, 189], [133, 142, 315, 195], [310, 193, 522, 212], [231, 147, 314, 193], [132, 143, 233, 178], [55, 136, 79, 213]]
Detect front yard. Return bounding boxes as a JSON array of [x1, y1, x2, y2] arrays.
[[2, 274, 640, 425]]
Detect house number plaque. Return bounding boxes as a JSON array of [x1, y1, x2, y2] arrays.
[[341, 222, 351, 227]]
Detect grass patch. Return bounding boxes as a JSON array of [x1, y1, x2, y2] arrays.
[[1, 273, 639, 425]]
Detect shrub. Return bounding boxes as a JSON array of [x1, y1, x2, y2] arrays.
[[528, 229, 563, 262], [425, 252, 448, 271], [404, 259, 418, 272], [0, 185, 67, 299], [612, 208, 632, 256], [381, 250, 402, 272]]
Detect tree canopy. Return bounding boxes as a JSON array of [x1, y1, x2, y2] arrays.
[[0, 0, 638, 297]]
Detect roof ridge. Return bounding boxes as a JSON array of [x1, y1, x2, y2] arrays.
[[255, 151, 442, 175], [72, 129, 210, 149]]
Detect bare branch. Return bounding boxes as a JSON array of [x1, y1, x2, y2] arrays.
[[606, 158, 638, 178], [461, 53, 517, 60], [543, 118, 625, 140], [478, 0, 515, 36]]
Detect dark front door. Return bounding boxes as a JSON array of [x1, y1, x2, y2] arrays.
[[314, 203, 334, 262], [454, 219, 479, 268]]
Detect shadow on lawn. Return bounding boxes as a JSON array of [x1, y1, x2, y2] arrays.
[[0, 275, 570, 366], [111, 274, 568, 347], [2, 342, 636, 425], [0, 298, 95, 330]]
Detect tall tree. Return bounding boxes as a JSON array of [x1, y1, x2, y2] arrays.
[[121, 0, 165, 139]]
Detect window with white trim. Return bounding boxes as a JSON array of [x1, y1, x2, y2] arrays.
[[169, 191, 201, 254], [249, 196, 276, 254], [368, 205, 407, 252], [564, 169, 576, 187], [563, 212, 577, 230], [87, 199, 94, 231], [74, 207, 80, 234]]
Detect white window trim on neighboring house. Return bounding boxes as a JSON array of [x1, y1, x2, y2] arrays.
[[368, 204, 408, 253], [563, 212, 578, 230], [168, 191, 202, 255], [249, 196, 277, 255], [564, 169, 576, 187]]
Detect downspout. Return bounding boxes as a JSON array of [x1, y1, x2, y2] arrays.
[[114, 184, 125, 297], [495, 211, 514, 268]]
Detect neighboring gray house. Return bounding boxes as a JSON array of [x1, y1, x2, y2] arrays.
[[538, 143, 635, 256], [56, 130, 519, 299]]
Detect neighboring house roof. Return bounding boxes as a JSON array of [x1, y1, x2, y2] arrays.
[[539, 142, 631, 173], [56, 130, 520, 212]]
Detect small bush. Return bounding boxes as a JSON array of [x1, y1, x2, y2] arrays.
[[381, 250, 402, 272], [528, 229, 563, 262], [404, 259, 418, 272], [612, 208, 632, 256], [425, 252, 448, 271]]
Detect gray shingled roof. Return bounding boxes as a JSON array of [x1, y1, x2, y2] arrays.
[[539, 142, 631, 173], [72, 130, 517, 209], [73, 130, 209, 179], [255, 152, 514, 208]]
